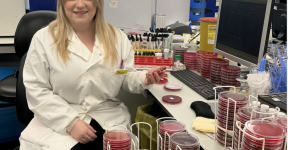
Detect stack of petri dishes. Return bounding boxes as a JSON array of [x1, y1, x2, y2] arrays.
[[173, 48, 187, 64], [184, 52, 197, 70], [196, 51, 204, 73], [216, 91, 248, 147], [241, 120, 286, 150], [275, 117, 287, 150], [210, 58, 229, 84], [170, 132, 200, 150], [233, 107, 272, 150], [159, 120, 186, 150], [221, 66, 241, 89], [103, 130, 131, 150], [200, 51, 218, 79]]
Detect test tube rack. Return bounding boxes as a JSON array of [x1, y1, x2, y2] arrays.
[[134, 56, 173, 66], [134, 49, 162, 57], [212, 86, 287, 150], [156, 117, 206, 150]]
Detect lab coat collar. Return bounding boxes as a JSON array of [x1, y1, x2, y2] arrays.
[[67, 30, 104, 65]]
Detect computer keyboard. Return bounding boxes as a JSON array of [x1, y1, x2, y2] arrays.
[[170, 70, 224, 100]]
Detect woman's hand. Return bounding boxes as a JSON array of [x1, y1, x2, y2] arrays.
[[69, 120, 97, 144], [144, 67, 166, 85]]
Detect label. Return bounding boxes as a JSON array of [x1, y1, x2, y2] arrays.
[[274, 6, 278, 10], [216, 0, 220, 6], [272, 98, 280, 101], [215, 13, 218, 18], [115, 70, 128, 75], [109, 1, 118, 8], [208, 25, 216, 44], [183, 33, 191, 37]]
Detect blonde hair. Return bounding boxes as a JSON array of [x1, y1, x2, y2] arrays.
[[48, 0, 118, 67]]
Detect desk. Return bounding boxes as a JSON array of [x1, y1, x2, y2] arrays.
[[147, 72, 226, 150]]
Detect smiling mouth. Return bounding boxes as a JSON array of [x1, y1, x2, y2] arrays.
[[74, 11, 88, 14]]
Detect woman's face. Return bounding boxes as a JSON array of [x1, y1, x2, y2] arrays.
[[63, 0, 97, 27]]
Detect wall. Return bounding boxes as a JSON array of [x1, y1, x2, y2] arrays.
[[103, 0, 154, 34], [0, 0, 26, 36], [156, 0, 190, 26]]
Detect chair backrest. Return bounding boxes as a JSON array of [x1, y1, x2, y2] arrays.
[[15, 11, 57, 126]]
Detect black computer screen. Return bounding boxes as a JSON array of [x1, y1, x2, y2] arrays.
[[216, 0, 270, 64]]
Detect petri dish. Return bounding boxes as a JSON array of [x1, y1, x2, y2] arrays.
[[156, 78, 168, 84], [164, 83, 183, 90], [170, 132, 200, 149], [162, 95, 182, 104]]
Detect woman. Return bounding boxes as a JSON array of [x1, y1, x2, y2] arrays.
[[19, 0, 164, 149]]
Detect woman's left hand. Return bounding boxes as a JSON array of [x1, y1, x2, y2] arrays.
[[144, 67, 166, 85]]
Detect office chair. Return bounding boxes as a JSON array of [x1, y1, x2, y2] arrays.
[[0, 11, 57, 107], [0, 73, 17, 104], [14, 10, 56, 126]]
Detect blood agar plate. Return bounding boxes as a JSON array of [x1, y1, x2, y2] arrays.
[[241, 120, 286, 149], [156, 78, 168, 84], [162, 95, 182, 104], [103, 130, 131, 150]]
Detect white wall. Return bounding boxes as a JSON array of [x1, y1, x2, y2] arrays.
[[156, 0, 190, 26], [104, 0, 154, 34], [0, 0, 26, 36], [103, 0, 190, 32]]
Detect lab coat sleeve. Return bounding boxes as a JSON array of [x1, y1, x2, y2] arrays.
[[120, 31, 153, 94], [23, 32, 80, 134]]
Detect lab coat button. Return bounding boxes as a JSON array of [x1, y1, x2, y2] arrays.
[[99, 53, 102, 56]]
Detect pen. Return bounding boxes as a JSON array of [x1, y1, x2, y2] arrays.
[[120, 60, 124, 69]]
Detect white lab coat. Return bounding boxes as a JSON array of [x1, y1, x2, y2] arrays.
[[19, 26, 152, 150]]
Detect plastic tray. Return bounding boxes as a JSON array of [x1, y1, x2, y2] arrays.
[[134, 56, 173, 66]]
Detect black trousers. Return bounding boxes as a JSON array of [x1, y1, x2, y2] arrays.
[[71, 119, 105, 150]]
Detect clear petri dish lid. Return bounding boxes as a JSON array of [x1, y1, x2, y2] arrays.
[[218, 91, 248, 104], [237, 107, 272, 120], [174, 47, 188, 51], [244, 120, 286, 140], [170, 132, 199, 147], [222, 65, 241, 72], [159, 120, 186, 132], [275, 118, 287, 130], [164, 83, 183, 90], [104, 130, 131, 142]]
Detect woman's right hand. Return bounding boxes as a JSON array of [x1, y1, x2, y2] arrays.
[[69, 120, 97, 144]]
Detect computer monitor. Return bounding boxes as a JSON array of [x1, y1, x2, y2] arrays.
[[214, 0, 274, 67]]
